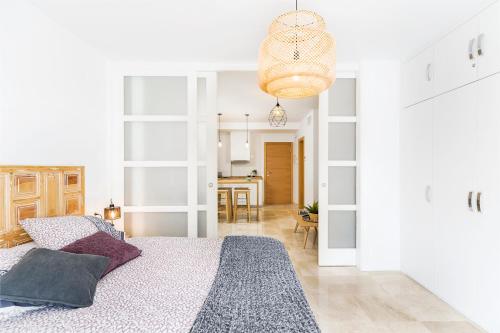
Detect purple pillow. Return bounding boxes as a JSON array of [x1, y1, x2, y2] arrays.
[[61, 232, 141, 276]]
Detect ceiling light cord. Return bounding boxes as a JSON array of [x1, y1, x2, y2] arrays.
[[245, 113, 250, 148], [293, 0, 299, 60], [217, 113, 222, 147]]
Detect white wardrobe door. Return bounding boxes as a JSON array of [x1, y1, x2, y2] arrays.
[[433, 83, 477, 317], [472, 74, 500, 333], [402, 47, 435, 107], [400, 100, 435, 291], [434, 18, 478, 95], [477, 1, 500, 80]]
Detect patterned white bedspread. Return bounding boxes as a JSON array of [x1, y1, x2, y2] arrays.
[[0, 237, 223, 333]]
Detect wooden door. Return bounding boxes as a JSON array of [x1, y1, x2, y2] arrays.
[[298, 137, 305, 208], [264, 142, 293, 205], [400, 99, 436, 292]]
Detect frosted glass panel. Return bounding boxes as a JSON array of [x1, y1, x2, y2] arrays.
[[328, 211, 356, 248], [198, 166, 206, 205], [124, 122, 187, 161], [328, 123, 356, 160], [197, 122, 207, 161], [124, 76, 187, 115], [198, 210, 207, 238], [124, 212, 187, 237], [328, 167, 356, 204], [125, 167, 187, 206], [197, 78, 207, 115], [328, 79, 356, 116]]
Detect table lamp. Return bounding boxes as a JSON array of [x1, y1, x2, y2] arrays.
[[104, 199, 121, 225]]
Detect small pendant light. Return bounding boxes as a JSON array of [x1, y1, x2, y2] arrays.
[[217, 113, 223, 148], [268, 98, 287, 127], [245, 113, 250, 149]]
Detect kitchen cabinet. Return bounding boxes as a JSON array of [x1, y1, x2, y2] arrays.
[[230, 131, 250, 161]]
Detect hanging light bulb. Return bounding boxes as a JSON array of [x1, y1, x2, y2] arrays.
[[268, 98, 287, 127], [245, 113, 250, 149], [217, 113, 223, 148]]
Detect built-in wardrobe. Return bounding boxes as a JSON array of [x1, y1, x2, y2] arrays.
[[401, 2, 500, 332]]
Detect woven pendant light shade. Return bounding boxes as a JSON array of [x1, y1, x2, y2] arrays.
[[258, 10, 336, 99]]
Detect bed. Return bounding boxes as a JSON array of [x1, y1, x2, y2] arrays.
[[0, 166, 319, 332]]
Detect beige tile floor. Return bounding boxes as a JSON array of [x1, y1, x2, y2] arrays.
[[218, 205, 484, 333]]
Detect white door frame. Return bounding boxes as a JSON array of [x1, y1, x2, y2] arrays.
[[197, 71, 218, 238]]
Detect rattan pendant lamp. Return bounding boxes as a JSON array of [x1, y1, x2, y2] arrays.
[[258, 0, 336, 98]]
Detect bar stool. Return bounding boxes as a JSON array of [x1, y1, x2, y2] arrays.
[[217, 188, 232, 221], [233, 187, 251, 222]]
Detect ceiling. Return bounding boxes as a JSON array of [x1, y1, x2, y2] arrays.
[[218, 71, 317, 122], [28, 0, 495, 63]]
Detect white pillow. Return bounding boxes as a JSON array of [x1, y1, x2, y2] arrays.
[[20, 216, 98, 250], [0, 242, 37, 274]]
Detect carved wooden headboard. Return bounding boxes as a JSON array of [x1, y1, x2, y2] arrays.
[[0, 166, 85, 248]]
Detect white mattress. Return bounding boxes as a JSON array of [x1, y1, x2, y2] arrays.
[[0, 237, 223, 333]]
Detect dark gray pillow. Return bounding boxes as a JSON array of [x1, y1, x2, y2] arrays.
[[0, 248, 109, 308]]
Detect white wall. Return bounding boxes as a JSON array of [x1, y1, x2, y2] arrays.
[[357, 60, 401, 271], [293, 110, 318, 206], [0, 1, 109, 215]]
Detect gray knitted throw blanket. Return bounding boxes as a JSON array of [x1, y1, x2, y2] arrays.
[[190, 236, 320, 333]]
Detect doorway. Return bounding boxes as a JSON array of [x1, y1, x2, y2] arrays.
[[264, 142, 293, 204], [298, 137, 305, 209]]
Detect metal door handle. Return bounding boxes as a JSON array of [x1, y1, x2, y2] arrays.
[[426, 64, 432, 82], [208, 182, 213, 188], [469, 38, 476, 60], [425, 186, 432, 203], [468, 191, 474, 211], [477, 33, 485, 56], [477, 192, 482, 213]]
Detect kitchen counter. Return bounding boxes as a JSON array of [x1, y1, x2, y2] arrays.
[[218, 176, 263, 183], [218, 177, 263, 220]]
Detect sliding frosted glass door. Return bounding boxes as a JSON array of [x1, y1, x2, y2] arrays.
[[119, 72, 217, 238], [196, 73, 218, 238], [318, 78, 357, 266]]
